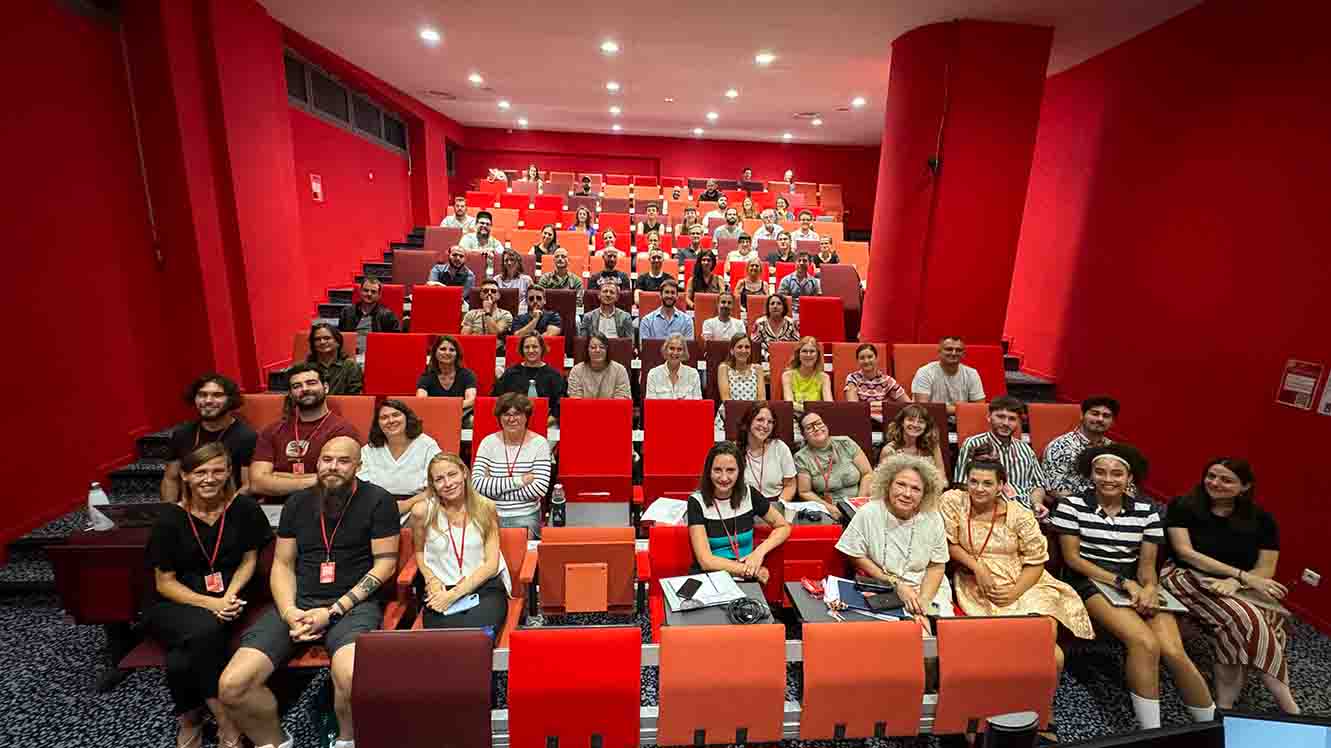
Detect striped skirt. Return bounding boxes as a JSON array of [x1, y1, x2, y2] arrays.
[[1160, 565, 1288, 682]]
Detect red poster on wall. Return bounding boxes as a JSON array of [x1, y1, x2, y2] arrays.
[[1275, 359, 1322, 410], [310, 173, 324, 202]]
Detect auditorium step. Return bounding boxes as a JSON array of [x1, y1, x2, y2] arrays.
[[109, 459, 168, 496], [329, 288, 353, 304], [362, 262, 392, 279], [136, 430, 173, 460], [1004, 353, 1021, 372], [318, 302, 349, 318], [1006, 371, 1056, 403]]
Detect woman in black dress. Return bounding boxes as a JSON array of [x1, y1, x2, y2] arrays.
[[144, 442, 272, 748]]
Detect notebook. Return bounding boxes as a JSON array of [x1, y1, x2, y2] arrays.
[[1091, 579, 1190, 613]]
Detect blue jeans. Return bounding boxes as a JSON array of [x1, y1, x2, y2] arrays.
[[499, 511, 542, 540]]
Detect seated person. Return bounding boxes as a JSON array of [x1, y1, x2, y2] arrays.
[[813, 236, 839, 266], [511, 287, 562, 338], [471, 393, 552, 539], [879, 404, 947, 479], [645, 333, 702, 399], [750, 293, 799, 359], [910, 335, 985, 414], [740, 196, 760, 220], [336, 276, 400, 357], [145, 443, 271, 748], [704, 194, 729, 224], [685, 251, 723, 308], [636, 245, 672, 300], [687, 442, 791, 584], [736, 257, 770, 307], [954, 396, 1048, 516], [304, 323, 362, 395], [530, 223, 559, 260], [636, 203, 666, 237], [566, 205, 596, 239], [535, 247, 583, 291], [725, 234, 757, 265], [843, 343, 909, 421], [713, 332, 763, 429], [794, 410, 874, 520], [1044, 395, 1120, 500], [782, 336, 833, 411], [574, 176, 593, 196], [592, 247, 631, 290], [459, 211, 504, 256], [594, 227, 620, 255], [493, 333, 565, 420], [427, 245, 476, 298], [250, 364, 362, 500], [674, 205, 703, 241], [218, 437, 399, 748], [712, 207, 743, 243], [702, 291, 746, 341], [752, 210, 782, 242], [566, 333, 631, 399], [1161, 458, 1298, 713], [789, 209, 821, 241], [776, 251, 821, 303], [409, 453, 512, 639], [735, 402, 795, 503], [522, 163, 542, 185], [697, 178, 722, 203], [676, 224, 706, 262], [941, 460, 1094, 673], [835, 453, 953, 630], [1053, 444, 1216, 729], [161, 373, 257, 502], [495, 248, 533, 303], [577, 281, 633, 339], [773, 195, 795, 222], [415, 335, 478, 426], [440, 195, 476, 232], [460, 279, 513, 336], [638, 279, 694, 340], [357, 399, 441, 515], [766, 231, 797, 263]]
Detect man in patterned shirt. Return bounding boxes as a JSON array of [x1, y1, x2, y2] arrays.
[[955, 396, 1049, 517], [1043, 396, 1120, 499]]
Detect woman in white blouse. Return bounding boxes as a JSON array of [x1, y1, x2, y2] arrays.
[[645, 333, 701, 400], [835, 452, 953, 631], [735, 402, 796, 503], [357, 399, 441, 516]]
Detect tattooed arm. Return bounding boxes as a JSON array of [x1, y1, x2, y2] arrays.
[[298, 534, 400, 639]]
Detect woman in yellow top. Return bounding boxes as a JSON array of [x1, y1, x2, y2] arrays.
[[940, 459, 1094, 675], [781, 336, 832, 412]]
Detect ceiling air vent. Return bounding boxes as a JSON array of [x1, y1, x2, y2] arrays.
[[424, 90, 457, 101], [792, 111, 821, 120]]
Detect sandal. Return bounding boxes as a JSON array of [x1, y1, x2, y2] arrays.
[[177, 724, 203, 748]]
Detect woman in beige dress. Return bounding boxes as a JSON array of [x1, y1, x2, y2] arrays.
[[940, 459, 1094, 675]]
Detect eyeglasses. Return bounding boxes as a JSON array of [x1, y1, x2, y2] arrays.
[[480, 289, 498, 295], [804, 420, 828, 431], [500, 411, 526, 420]]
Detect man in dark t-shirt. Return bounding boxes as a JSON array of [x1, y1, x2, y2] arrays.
[[219, 436, 398, 748], [161, 374, 259, 503], [251, 363, 362, 502]]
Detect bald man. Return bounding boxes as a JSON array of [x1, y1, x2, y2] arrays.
[[219, 436, 398, 748]]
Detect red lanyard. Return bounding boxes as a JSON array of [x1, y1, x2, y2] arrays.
[[717, 500, 741, 558], [294, 412, 331, 452], [186, 502, 229, 572], [967, 501, 999, 559], [746, 444, 767, 493], [816, 450, 837, 498], [503, 438, 525, 477], [319, 481, 358, 561], [446, 513, 468, 573]]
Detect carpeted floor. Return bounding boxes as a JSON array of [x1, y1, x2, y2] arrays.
[[2, 575, 1328, 748]]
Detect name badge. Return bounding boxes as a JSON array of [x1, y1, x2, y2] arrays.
[[320, 561, 336, 584], [204, 572, 224, 593]]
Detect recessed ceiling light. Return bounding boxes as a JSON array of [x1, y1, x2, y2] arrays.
[[725, 88, 739, 99], [468, 72, 483, 85], [606, 81, 621, 92], [663, 97, 675, 103], [754, 51, 776, 66], [419, 28, 441, 44], [497, 100, 511, 110], [612, 124, 622, 132], [692, 127, 704, 136], [609, 105, 621, 115], [783, 132, 793, 140], [706, 111, 718, 121], [811, 118, 823, 126], [851, 96, 867, 108], [517, 118, 528, 127], [601, 40, 620, 55]]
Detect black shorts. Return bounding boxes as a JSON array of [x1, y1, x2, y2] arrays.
[[1067, 559, 1140, 602], [239, 600, 381, 666]]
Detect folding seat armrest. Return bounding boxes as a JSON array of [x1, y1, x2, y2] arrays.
[[396, 555, 418, 602], [519, 550, 539, 585], [636, 550, 651, 583], [380, 600, 412, 630]]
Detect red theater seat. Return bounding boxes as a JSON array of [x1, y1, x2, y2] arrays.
[[632, 175, 657, 186], [522, 208, 558, 230], [363, 333, 432, 396], [558, 399, 633, 501], [454, 335, 499, 397], [775, 261, 797, 287], [934, 616, 1057, 734], [640, 398, 713, 510], [532, 194, 563, 212], [818, 264, 862, 340], [327, 395, 375, 434], [797, 296, 846, 342], [499, 193, 529, 211], [800, 621, 925, 741], [391, 250, 437, 294], [423, 226, 463, 255], [658, 624, 786, 746], [466, 190, 495, 208], [644, 525, 692, 641], [409, 285, 463, 335], [392, 396, 463, 454], [1028, 403, 1083, 459], [470, 396, 549, 452], [508, 627, 642, 748]]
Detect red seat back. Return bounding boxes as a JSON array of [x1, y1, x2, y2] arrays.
[[423, 227, 462, 254], [508, 627, 642, 748], [466, 190, 494, 208], [934, 617, 1057, 732], [642, 399, 713, 505], [775, 261, 797, 287], [498, 193, 529, 211], [410, 285, 463, 334], [454, 335, 499, 397], [391, 251, 437, 294], [522, 208, 558, 229], [558, 399, 633, 498], [797, 296, 846, 342], [363, 333, 432, 396], [532, 194, 563, 212]]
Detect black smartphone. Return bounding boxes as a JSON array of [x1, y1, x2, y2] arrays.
[[676, 578, 703, 600], [865, 591, 904, 611]]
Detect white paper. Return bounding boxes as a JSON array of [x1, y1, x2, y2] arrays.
[[641, 498, 689, 525], [782, 501, 831, 516], [1318, 379, 1331, 416], [661, 571, 746, 612]]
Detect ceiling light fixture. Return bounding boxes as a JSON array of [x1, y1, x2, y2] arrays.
[[612, 124, 622, 132], [606, 81, 621, 92], [851, 96, 867, 108], [663, 97, 675, 103], [693, 127, 704, 136], [517, 118, 528, 127], [468, 72, 483, 85], [706, 111, 718, 121], [754, 51, 776, 66], [725, 88, 739, 99], [419, 28, 441, 44], [497, 100, 511, 110], [609, 105, 621, 115], [783, 132, 793, 140], [811, 118, 823, 126], [601, 40, 620, 54]]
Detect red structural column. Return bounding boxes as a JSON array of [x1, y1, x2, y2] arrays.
[[863, 21, 1052, 344]]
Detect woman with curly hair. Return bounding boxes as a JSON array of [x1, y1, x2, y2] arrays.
[[879, 404, 946, 479]]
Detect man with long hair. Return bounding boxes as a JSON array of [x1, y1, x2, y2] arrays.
[[161, 374, 257, 503]]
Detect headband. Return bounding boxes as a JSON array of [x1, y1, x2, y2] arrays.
[[1092, 453, 1132, 471]]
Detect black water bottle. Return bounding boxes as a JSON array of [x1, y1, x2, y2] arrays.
[[550, 483, 567, 527]]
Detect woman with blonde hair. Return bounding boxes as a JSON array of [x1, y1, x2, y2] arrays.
[[782, 336, 832, 411], [409, 453, 511, 639], [835, 453, 953, 630]]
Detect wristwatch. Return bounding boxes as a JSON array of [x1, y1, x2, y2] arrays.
[[1114, 574, 1128, 591]]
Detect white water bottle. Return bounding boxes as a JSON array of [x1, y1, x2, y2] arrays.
[[87, 482, 115, 531], [526, 379, 538, 398]]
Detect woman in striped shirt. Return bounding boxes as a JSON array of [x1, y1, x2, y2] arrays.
[[470, 393, 552, 540], [1052, 444, 1214, 730]]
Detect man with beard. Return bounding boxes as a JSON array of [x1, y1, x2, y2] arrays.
[[161, 374, 258, 502], [954, 396, 1049, 517], [426, 245, 476, 298], [250, 364, 362, 500], [459, 210, 504, 258], [439, 195, 477, 232], [535, 247, 583, 291], [1043, 395, 1123, 499], [704, 194, 729, 224], [713, 207, 744, 243], [677, 224, 706, 263], [336, 276, 400, 356], [576, 280, 633, 339], [911, 335, 986, 414], [219, 436, 398, 748], [637, 279, 694, 340], [592, 247, 631, 290]]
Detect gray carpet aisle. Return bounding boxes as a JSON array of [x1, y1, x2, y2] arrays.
[[2, 575, 1330, 748]]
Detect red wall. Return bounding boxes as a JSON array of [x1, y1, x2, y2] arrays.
[[456, 128, 881, 230], [2, 2, 186, 540], [290, 109, 412, 297], [1006, 0, 1331, 627]]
